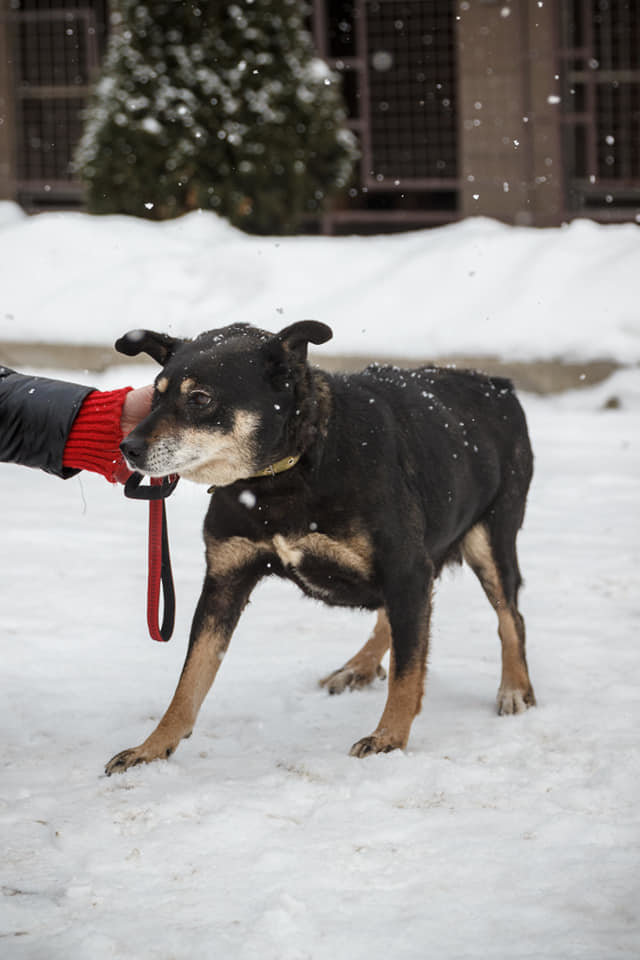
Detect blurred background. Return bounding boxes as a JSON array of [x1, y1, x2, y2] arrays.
[[0, 0, 638, 235]]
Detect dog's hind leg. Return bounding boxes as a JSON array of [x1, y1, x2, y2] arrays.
[[350, 562, 433, 757], [319, 608, 390, 694], [105, 539, 265, 775], [462, 522, 535, 715]]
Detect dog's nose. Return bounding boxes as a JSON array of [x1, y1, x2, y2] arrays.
[[120, 435, 146, 467]]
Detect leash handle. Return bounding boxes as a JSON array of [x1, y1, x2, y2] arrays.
[[147, 483, 176, 642], [124, 472, 178, 643]]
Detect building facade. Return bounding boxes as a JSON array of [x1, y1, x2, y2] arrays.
[[0, 0, 638, 232]]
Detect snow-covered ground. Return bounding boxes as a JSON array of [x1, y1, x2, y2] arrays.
[[0, 202, 639, 363], [1, 365, 639, 959]]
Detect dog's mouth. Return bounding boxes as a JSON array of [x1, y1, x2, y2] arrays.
[[123, 445, 256, 487], [121, 411, 261, 486], [123, 446, 212, 479], [121, 436, 181, 476]]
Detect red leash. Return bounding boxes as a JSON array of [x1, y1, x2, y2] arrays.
[[125, 473, 179, 642], [147, 479, 169, 642]]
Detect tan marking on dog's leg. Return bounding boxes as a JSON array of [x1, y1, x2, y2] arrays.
[[106, 540, 267, 776], [349, 646, 426, 757], [320, 608, 390, 693], [105, 614, 228, 775], [462, 523, 535, 715], [462, 524, 503, 607], [496, 607, 535, 714]]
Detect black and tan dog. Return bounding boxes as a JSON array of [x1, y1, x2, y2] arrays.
[[106, 321, 535, 774]]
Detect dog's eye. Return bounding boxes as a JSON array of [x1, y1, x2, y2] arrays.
[[188, 390, 213, 407]]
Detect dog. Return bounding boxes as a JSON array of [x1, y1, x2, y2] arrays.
[[106, 320, 535, 774]]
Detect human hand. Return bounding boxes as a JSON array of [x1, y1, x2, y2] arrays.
[[120, 384, 154, 437]]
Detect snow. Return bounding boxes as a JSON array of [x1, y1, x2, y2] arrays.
[[1, 364, 639, 957], [0, 204, 639, 363], [1, 209, 640, 956]]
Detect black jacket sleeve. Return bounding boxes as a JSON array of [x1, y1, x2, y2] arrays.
[[0, 365, 94, 478]]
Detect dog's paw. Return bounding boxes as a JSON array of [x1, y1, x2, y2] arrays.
[[104, 743, 175, 776], [496, 685, 536, 716], [320, 663, 386, 695], [349, 732, 403, 758]]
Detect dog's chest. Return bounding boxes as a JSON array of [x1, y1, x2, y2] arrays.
[[271, 532, 380, 608]]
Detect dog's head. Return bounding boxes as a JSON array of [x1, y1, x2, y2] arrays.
[[116, 321, 332, 486]]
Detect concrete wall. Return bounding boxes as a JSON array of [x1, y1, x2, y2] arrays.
[[457, 0, 564, 225]]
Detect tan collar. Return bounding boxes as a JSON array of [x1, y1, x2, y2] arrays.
[[207, 453, 301, 494], [250, 453, 301, 478]]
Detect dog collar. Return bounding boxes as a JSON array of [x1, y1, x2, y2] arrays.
[[207, 453, 301, 494], [251, 453, 301, 478]]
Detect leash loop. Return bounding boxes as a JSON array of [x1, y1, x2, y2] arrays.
[[124, 472, 179, 643]]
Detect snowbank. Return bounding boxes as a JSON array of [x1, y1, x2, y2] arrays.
[[1, 203, 638, 363]]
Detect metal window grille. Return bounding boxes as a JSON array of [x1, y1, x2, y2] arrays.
[[559, 0, 640, 218], [9, 5, 104, 204], [362, 0, 457, 188], [312, 0, 459, 232]]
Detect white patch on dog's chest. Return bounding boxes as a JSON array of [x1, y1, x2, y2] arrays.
[[273, 535, 304, 568]]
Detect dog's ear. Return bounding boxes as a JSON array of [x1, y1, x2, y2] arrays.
[[275, 321, 333, 364], [115, 329, 183, 366]]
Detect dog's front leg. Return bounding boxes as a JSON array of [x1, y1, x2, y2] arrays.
[[350, 561, 433, 757], [320, 608, 390, 694], [105, 542, 264, 775]]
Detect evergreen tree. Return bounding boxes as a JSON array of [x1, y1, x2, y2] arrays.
[[74, 0, 358, 234]]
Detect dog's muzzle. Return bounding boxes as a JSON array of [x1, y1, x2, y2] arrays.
[[120, 435, 147, 471]]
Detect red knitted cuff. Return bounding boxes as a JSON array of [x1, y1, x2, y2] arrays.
[[63, 387, 133, 483]]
